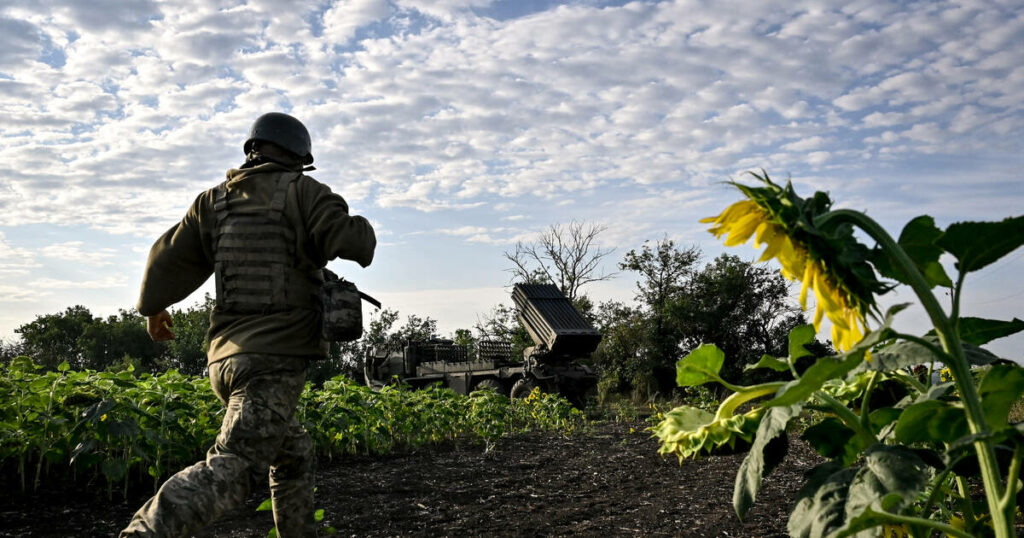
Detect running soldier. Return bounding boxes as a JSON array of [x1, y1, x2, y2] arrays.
[[121, 112, 376, 537]]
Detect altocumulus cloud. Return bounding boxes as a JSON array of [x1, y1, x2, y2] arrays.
[[0, 0, 1021, 233]]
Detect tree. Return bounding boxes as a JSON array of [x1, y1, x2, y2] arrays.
[[16, 305, 97, 370], [78, 309, 164, 372], [504, 220, 617, 301], [15, 305, 165, 372], [671, 254, 803, 386], [620, 238, 701, 374], [589, 300, 652, 400], [0, 338, 27, 366]]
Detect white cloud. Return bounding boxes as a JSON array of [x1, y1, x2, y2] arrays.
[[28, 275, 127, 290], [0, 232, 41, 276], [38, 241, 117, 266], [322, 0, 392, 45]]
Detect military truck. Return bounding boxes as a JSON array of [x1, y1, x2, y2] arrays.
[[363, 283, 600, 406]]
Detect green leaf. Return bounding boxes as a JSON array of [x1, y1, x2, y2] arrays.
[[871, 216, 952, 288], [788, 324, 817, 362], [936, 216, 1024, 273], [766, 352, 862, 407], [957, 316, 1024, 346], [314, 508, 325, 522], [105, 419, 141, 438], [842, 446, 931, 532], [675, 344, 725, 387], [69, 439, 98, 465], [788, 462, 856, 538], [802, 418, 864, 465], [256, 498, 273, 512], [978, 363, 1024, 427], [867, 407, 902, 438], [101, 459, 128, 482], [734, 403, 801, 520], [58, 361, 70, 372], [81, 399, 116, 422], [893, 400, 968, 444], [267, 529, 277, 538], [832, 502, 908, 538], [788, 445, 933, 538], [745, 354, 789, 373], [859, 336, 999, 373]]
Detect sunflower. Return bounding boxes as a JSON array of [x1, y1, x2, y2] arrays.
[[650, 404, 763, 462], [700, 172, 882, 353]]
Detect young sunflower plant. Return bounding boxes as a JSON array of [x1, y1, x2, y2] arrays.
[[651, 171, 1024, 538]]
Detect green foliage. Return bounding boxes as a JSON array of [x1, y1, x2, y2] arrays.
[[595, 239, 824, 400], [0, 360, 583, 499]]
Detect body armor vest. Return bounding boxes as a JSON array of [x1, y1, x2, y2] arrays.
[[212, 173, 320, 314]]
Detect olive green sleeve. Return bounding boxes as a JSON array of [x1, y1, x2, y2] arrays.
[[301, 179, 376, 268], [137, 193, 215, 316]]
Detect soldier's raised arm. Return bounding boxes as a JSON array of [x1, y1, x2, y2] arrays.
[[136, 195, 214, 317], [300, 180, 376, 268]]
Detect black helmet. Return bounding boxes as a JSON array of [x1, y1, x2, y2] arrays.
[[244, 112, 314, 165]]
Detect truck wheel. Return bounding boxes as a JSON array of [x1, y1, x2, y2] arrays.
[[510, 377, 538, 399], [473, 378, 505, 395]]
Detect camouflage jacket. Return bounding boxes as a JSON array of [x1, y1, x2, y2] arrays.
[[137, 161, 376, 363]]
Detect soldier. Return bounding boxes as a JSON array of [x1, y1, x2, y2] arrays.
[[121, 112, 376, 537]]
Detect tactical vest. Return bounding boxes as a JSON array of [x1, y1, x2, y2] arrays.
[[211, 172, 321, 314]]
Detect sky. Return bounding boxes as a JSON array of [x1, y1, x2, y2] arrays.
[[0, 0, 1022, 360]]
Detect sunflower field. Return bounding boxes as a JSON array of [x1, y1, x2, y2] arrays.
[[0, 356, 583, 500]]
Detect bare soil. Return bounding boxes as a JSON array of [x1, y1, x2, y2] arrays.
[[0, 421, 820, 537]]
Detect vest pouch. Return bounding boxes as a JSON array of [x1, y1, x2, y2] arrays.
[[321, 270, 363, 342]]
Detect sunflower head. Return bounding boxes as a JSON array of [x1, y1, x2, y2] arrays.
[[701, 171, 890, 352], [649, 405, 763, 462]]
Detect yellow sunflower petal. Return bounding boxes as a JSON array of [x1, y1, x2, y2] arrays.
[[724, 211, 765, 246], [798, 262, 815, 309], [753, 221, 774, 248], [812, 301, 825, 331]]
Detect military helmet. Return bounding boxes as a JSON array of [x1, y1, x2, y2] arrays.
[[244, 112, 314, 165]]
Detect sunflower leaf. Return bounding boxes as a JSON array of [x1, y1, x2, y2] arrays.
[[936, 216, 1024, 273], [734, 403, 801, 521], [956, 316, 1024, 346], [894, 400, 969, 444], [676, 344, 726, 387], [746, 354, 790, 373], [871, 216, 952, 289], [978, 364, 1024, 427]]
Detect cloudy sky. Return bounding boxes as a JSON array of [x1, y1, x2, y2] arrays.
[[1, 0, 1022, 359]]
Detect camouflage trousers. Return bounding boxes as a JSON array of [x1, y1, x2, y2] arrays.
[[120, 354, 315, 538]]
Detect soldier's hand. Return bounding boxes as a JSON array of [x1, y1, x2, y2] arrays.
[[147, 310, 175, 341]]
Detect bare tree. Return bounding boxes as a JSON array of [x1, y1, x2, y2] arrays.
[[504, 220, 617, 300]]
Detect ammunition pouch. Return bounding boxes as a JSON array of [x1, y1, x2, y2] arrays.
[[320, 268, 380, 342]]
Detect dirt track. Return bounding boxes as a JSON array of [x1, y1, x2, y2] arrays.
[[1, 421, 818, 537]]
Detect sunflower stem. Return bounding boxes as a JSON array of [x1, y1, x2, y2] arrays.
[[713, 382, 785, 421], [816, 209, 1011, 538], [859, 370, 878, 432], [815, 391, 877, 447]]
